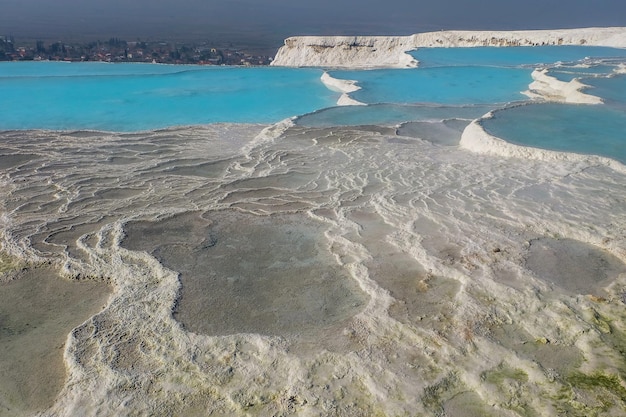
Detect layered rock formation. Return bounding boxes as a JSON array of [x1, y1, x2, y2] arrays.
[[272, 36, 418, 68]]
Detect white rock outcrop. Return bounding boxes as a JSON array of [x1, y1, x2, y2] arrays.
[[271, 27, 626, 68], [522, 69, 603, 104], [320, 72, 366, 106], [272, 36, 419, 69]]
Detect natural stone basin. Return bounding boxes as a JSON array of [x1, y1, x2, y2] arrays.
[[0, 262, 110, 416], [525, 237, 626, 295], [122, 211, 368, 338]]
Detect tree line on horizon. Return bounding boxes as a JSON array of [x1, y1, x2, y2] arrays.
[[1, 36, 272, 65]]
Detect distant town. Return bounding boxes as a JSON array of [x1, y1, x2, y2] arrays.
[[0, 36, 274, 65]]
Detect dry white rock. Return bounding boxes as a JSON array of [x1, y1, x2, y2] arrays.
[[272, 27, 626, 68]]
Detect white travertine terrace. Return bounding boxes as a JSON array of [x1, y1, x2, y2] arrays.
[[522, 69, 604, 104], [320, 72, 366, 106], [460, 113, 626, 173], [271, 27, 626, 68]]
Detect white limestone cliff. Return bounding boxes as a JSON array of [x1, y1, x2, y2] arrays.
[[272, 36, 419, 69], [271, 27, 626, 68]]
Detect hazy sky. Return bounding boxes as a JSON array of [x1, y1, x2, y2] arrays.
[[2, 0, 625, 50]]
